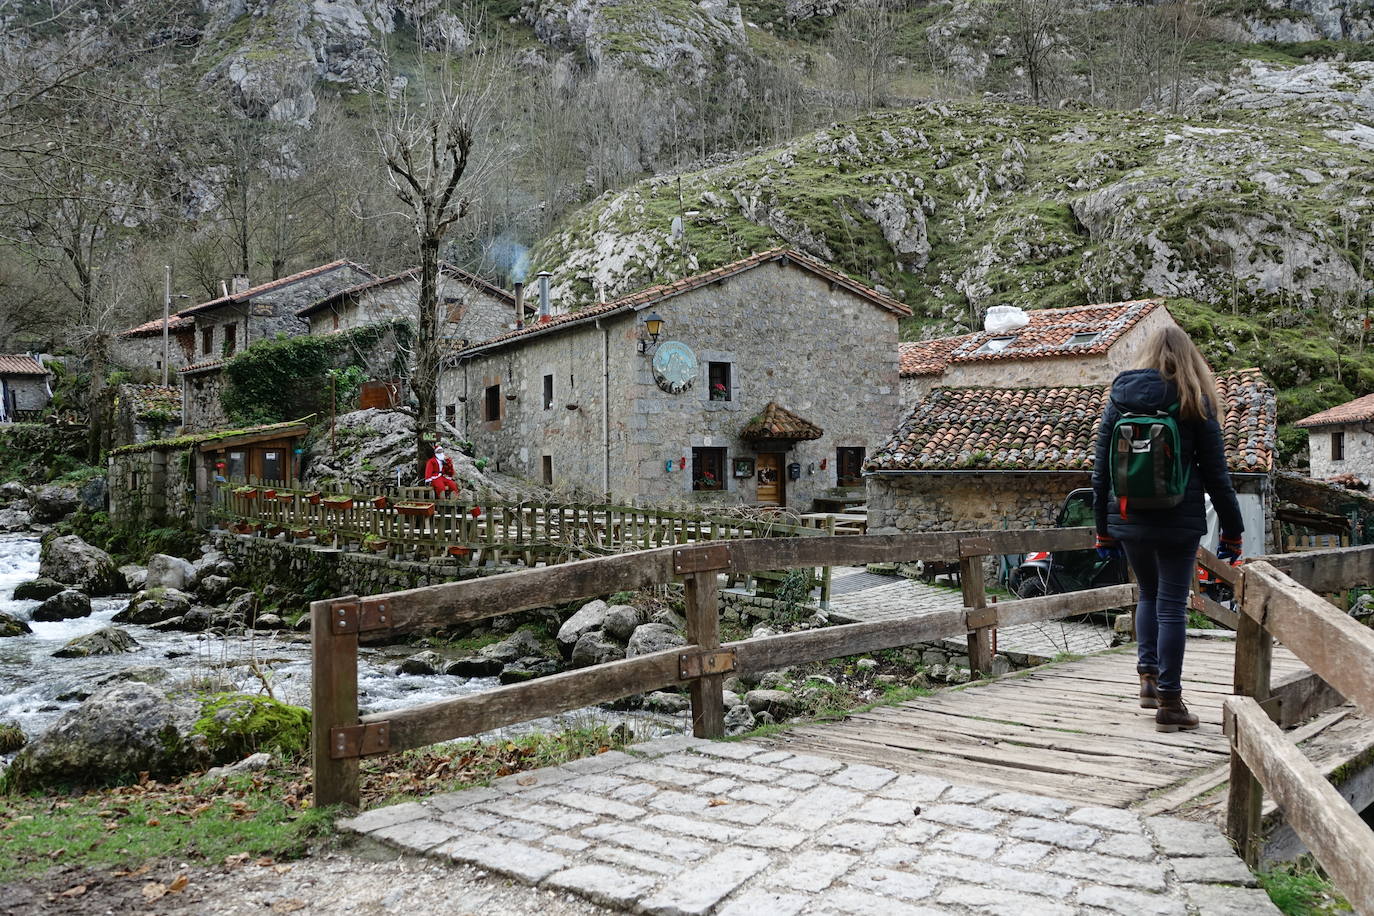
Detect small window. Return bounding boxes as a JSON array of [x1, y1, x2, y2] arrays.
[[1069, 332, 1100, 346], [1332, 430, 1345, 462], [543, 374, 554, 410], [542, 455, 553, 485], [201, 327, 213, 355], [223, 324, 237, 356], [976, 336, 1016, 355], [483, 384, 501, 422], [837, 447, 866, 487], [692, 447, 726, 491], [708, 362, 732, 401], [226, 451, 246, 479], [444, 404, 457, 426]]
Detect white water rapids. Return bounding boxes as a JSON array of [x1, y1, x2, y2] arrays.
[[0, 533, 677, 766]]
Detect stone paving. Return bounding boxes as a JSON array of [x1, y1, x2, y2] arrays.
[[823, 568, 1115, 661], [339, 734, 1278, 915]]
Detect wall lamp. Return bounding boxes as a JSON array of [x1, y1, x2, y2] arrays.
[[637, 311, 665, 354]]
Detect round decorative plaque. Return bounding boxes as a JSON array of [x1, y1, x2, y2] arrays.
[[651, 341, 698, 394]]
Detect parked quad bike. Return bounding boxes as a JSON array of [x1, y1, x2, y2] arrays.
[[1007, 488, 1233, 602]]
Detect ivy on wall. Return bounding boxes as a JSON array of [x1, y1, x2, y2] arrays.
[[220, 320, 413, 425]]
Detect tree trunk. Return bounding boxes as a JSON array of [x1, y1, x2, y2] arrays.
[[414, 235, 441, 475]]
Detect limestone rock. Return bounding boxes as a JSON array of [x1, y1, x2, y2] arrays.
[[724, 703, 756, 736], [745, 688, 800, 718], [556, 598, 611, 653], [601, 604, 642, 642], [118, 564, 148, 592], [626, 622, 687, 657], [112, 587, 194, 625], [197, 574, 231, 605], [253, 613, 286, 630], [53, 626, 140, 658], [0, 481, 31, 506], [12, 577, 65, 601], [398, 650, 445, 675], [5, 682, 211, 790], [220, 591, 257, 627], [571, 630, 625, 668], [146, 553, 197, 591], [480, 628, 548, 664], [0, 507, 31, 531], [206, 751, 274, 779], [499, 658, 559, 684], [32, 589, 93, 622], [644, 691, 690, 713], [857, 191, 930, 271], [28, 485, 79, 523], [650, 606, 687, 630], [445, 656, 503, 677], [77, 475, 107, 511], [39, 535, 123, 596], [0, 611, 33, 637]]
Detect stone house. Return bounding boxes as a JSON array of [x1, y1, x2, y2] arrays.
[[1296, 393, 1374, 486], [898, 299, 1174, 405], [0, 354, 51, 422], [442, 248, 909, 508], [866, 370, 1277, 551], [108, 418, 310, 530], [175, 260, 375, 431], [113, 312, 196, 379], [109, 384, 182, 447]]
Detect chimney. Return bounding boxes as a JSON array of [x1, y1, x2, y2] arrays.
[[513, 281, 524, 329], [231, 274, 250, 296], [537, 270, 552, 323]]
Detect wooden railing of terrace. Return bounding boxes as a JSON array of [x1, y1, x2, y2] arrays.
[[310, 526, 1142, 809], [1220, 544, 1374, 914]]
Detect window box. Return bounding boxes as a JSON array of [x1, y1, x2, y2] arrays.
[[363, 537, 389, 553], [262, 489, 277, 500], [305, 491, 322, 505], [372, 496, 389, 509], [233, 486, 258, 499], [274, 492, 295, 504], [396, 501, 437, 518]]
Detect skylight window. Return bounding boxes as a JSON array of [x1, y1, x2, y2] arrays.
[[1070, 332, 1100, 346], [976, 336, 1016, 355]]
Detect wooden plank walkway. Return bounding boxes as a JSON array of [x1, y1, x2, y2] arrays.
[[768, 637, 1371, 813]]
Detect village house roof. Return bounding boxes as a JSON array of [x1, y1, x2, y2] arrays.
[[179, 259, 375, 317], [121, 384, 181, 418], [295, 262, 518, 319], [111, 417, 312, 455], [120, 313, 196, 340], [458, 248, 912, 357], [180, 358, 225, 376], [740, 402, 824, 441], [867, 369, 1276, 474], [898, 300, 1164, 378], [0, 354, 47, 376], [1294, 392, 1374, 428]]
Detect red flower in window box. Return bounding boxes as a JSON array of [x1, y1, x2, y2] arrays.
[[710, 382, 729, 401], [305, 491, 322, 505]]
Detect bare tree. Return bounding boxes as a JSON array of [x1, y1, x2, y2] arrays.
[[375, 25, 508, 468], [1001, 0, 1065, 105], [827, 0, 903, 112]]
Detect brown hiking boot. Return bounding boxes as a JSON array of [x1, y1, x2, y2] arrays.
[[1156, 692, 1200, 732], [1139, 672, 1160, 710]]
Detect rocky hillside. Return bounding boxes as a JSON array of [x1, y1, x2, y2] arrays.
[[530, 60, 1374, 460]]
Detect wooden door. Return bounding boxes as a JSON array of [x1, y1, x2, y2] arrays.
[[756, 453, 784, 506]]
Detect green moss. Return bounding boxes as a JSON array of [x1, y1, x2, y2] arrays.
[[0, 723, 25, 754], [193, 694, 312, 762]]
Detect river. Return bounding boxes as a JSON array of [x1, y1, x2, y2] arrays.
[[0, 533, 678, 767]]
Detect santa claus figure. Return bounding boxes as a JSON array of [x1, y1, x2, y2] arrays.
[[424, 444, 460, 497]]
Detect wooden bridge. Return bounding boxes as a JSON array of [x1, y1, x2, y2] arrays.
[[311, 527, 1374, 912]]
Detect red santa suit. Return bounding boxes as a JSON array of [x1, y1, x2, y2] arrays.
[[424, 451, 460, 497]]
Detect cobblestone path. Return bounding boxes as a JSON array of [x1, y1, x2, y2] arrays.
[[340, 733, 1277, 915]]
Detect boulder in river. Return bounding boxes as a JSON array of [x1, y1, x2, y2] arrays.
[[118, 564, 148, 592], [571, 631, 625, 668], [0, 507, 30, 531], [38, 535, 123, 596], [53, 626, 140, 658], [253, 612, 286, 630], [480, 628, 549, 664], [556, 599, 611, 656], [626, 622, 687, 658], [196, 574, 231, 605], [0, 480, 31, 506], [0, 611, 32, 637], [444, 656, 503, 677], [112, 587, 193, 625], [32, 589, 92, 622], [12, 577, 64, 601], [145, 553, 197, 591], [4, 682, 211, 791], [397, 650, 445, 675], [28, 485, 79, 523]]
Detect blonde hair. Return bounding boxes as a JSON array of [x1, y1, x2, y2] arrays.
[[1137, 325, 1222, 422]]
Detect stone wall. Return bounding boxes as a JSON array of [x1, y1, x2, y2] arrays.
[[445, 260, 902, 509], [111, 331, 195, 377], [867, 471, 1089, 534], [1307, 422, 1374, 486], [108, 446, 196, 529], [2, 374, 50, 417], [309, 275, 515, 346], [182, 371, 230, 431]]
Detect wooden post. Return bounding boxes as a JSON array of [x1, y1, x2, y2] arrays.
[[1227, 600, 1273, 865], [960, 548, 993, 677], [820, 515, 836, 611], [684, 570, 725, 739], [312, 596, 361, 809]]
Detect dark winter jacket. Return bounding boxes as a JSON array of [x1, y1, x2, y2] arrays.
[[1091, 368, 1244, 542]]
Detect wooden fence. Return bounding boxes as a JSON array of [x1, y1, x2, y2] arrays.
[[310, 526, 1148, 808], [1222, 544, 1374, 914]]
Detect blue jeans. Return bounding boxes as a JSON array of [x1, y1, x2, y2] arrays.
[[1123, 536, 1201, 694]]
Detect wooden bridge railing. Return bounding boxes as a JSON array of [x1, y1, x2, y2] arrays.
[[311, 526, 1141, 808], [1223, 544, 1374, 913]]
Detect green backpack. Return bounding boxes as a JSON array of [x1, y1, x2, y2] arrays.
[[1109, 401, 1190, 518]]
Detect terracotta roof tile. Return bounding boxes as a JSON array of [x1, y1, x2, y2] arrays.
[[740, 402, 823, 441], [460, 248, 911, 356], [180, 358, 225, 375], [898, 300, 1163, 378], [0, 354, 47, 376], [180, 259, 374, 317], [296, 262, 517, 318], [1294, 392, 1374, 428], [120, 313, 196, 340], [868, 370, 1275, 474], [122, 384, 181, 417]]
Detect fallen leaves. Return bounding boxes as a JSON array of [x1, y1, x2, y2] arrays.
[[59, 884, 86, 898], [141, 872, 189, 901]]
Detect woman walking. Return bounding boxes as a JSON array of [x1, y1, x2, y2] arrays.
[[1091, 326, 1244, 732]]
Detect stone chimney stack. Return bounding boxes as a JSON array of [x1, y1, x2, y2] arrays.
[[537, 271, 552, 323], [513, 281, 524, 329], [231, 274, 250, 295]]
